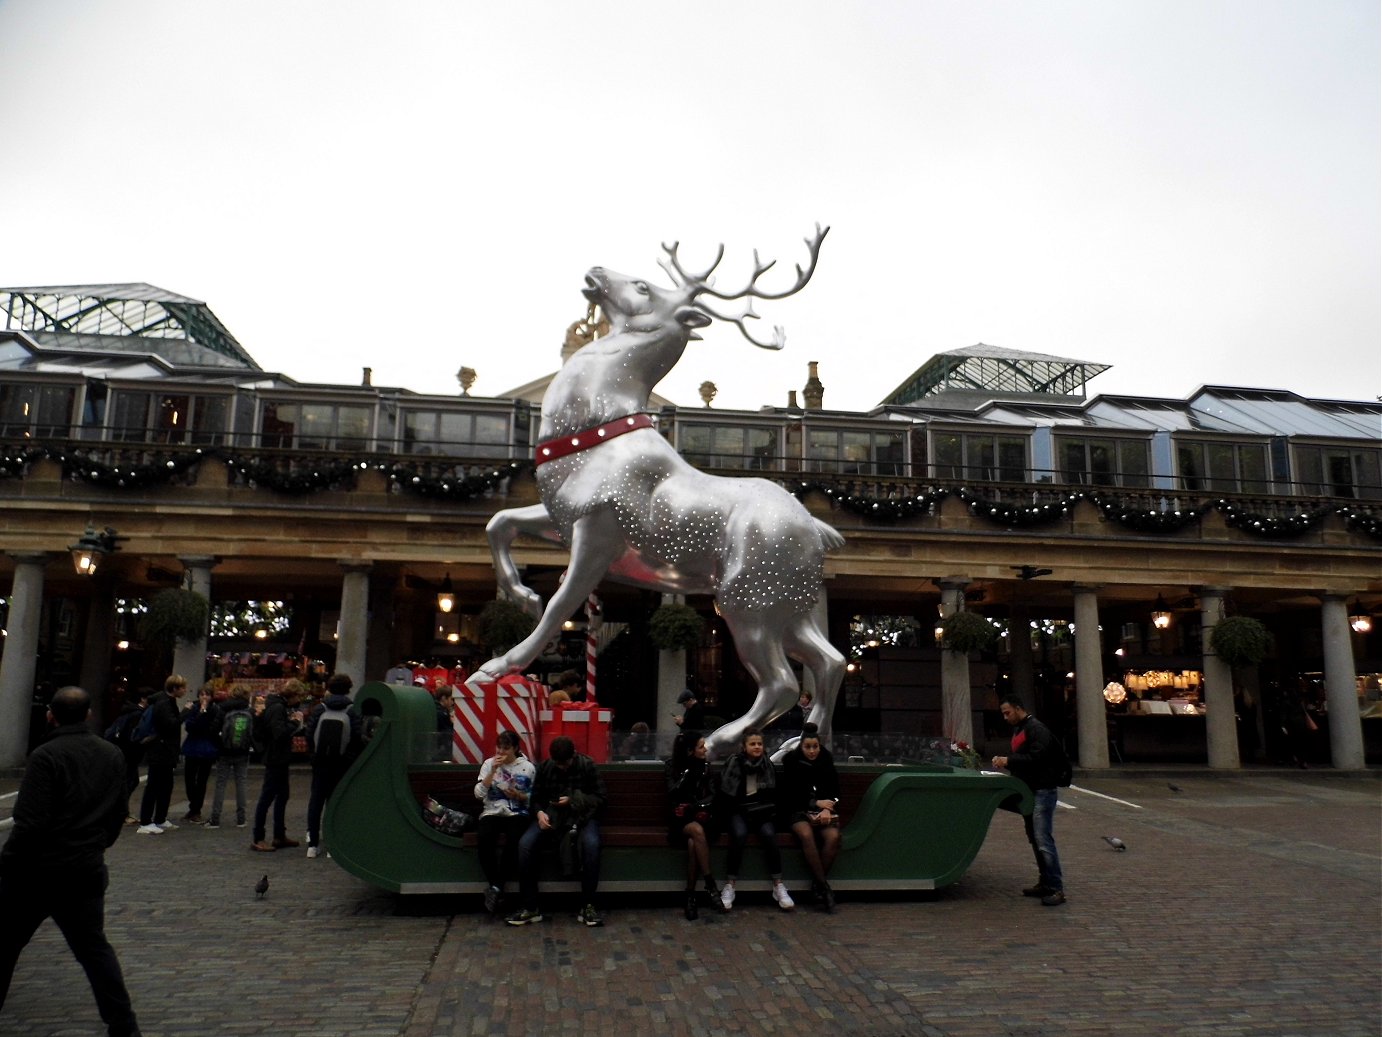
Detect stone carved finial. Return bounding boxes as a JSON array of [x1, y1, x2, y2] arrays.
[[562, 303, 610, 363], [699, 381, 718, 408], [457, 367, 478, 395]]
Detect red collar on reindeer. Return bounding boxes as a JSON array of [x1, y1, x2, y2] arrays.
[[534, 413, 657, 467]]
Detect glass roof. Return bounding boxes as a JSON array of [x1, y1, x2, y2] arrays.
[[880, 343, 1111, 405], [0, 284, 260, 371]]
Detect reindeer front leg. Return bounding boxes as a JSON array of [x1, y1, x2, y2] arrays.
[[485, 504, 558, 619], [474, 508, 626, 679]]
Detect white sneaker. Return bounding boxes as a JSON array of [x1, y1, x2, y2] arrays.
[[136, 824, 162, 835], [157, 821, 178, 831], [772, 882, 795, 910], [306, 846, 321, 859], [720, 882, 736, 911]]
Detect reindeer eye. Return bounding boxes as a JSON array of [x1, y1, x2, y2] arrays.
[[633, 281, 649, 294]]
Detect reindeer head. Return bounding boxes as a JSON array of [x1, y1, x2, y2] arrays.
[[585, 224, 829, 351]]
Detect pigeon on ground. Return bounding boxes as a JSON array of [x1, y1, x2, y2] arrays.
[[1168, 782, 1183, 793], [255, 874, 270, 899], [1102, 836, 1127, 851]]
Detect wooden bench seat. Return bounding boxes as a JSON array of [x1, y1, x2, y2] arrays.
[[410, 765, 877, 849]]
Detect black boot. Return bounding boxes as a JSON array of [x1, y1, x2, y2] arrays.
[[685, 889, 699, 921], [704, 876, 727, 912], [819, 881, 835, 913]]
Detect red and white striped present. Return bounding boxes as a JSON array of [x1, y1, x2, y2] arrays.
[[451, 674, 543, 764]]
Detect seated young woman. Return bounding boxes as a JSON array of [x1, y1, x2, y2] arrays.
[[718, 728, 794, 912], [778, 722, 841, 911], [665, 730, 724, 920]]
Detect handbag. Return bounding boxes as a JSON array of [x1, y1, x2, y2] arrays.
[[674, 798, 714, 825]]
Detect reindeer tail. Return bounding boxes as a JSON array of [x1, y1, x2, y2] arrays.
[[814, 518, 846, 552]]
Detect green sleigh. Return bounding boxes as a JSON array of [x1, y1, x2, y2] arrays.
[[325, 683, 1033, 896]]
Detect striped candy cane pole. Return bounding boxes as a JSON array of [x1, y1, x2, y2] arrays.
[[585, 593, 600, 702]]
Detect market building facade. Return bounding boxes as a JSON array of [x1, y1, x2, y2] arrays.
[[1, 284, 1378, 770]]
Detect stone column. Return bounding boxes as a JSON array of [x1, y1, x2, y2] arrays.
[[1007, 601, 1035, 704], [1320, 594, 1365, 770], [336, 563, 372, 690], [0, 553, 50, 768], [938, 578, 972, 744], [1199, 588, 1240, 769], [172, 557, 216, 687], [78, 578, 117, 726], [1072, 585, 1109, 769]]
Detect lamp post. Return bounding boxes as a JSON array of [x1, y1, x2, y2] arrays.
[[437, 573, 455, 614], [69, 526, 119, 576]]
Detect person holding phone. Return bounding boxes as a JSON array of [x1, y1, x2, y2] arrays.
[[474, 730, 534, 915]]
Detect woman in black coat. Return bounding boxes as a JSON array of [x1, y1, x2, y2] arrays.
[[665, 731, 723, 920], [778, 722, 841, 911]]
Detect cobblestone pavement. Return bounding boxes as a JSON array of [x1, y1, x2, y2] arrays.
[[0, 767, 1377, 1037]]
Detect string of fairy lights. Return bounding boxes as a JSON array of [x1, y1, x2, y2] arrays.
[[1, 442, 1378, 540]]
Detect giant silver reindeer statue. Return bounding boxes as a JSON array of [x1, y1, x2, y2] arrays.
[[475, 225, 845, 756]]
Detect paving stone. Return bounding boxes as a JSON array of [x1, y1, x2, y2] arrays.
[[0, 768, 1377, 1036]]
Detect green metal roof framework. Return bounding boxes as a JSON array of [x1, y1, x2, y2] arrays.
[[0, 284, 260, 370], [881, 343, 1111, 405]]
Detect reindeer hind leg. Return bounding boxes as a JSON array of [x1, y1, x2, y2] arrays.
[[705, 608, 801, 758]]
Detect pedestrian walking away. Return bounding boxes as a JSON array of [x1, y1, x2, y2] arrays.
[[0, 685, 143, 1037]]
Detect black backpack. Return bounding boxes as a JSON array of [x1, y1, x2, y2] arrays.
[[312, 707, 351, 762], [221, 709, 254, 753]]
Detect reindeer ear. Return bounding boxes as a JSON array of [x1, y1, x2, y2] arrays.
[[674, 306, 712, 330]]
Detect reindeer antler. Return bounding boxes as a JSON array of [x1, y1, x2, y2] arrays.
[[696, 223, 829, 302], [658, 240, 725, 288], [691, 299, 787, 350]]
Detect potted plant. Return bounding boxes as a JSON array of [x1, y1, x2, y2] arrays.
[[477, 599, 536, 655], [1209, 615, 1270, 667], [647, 602, 705, 652], [939, 610, 999, 654], [139, 587, 211, 652]]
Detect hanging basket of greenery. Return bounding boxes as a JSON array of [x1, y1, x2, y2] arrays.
[[477, 599, 536, 655], [939, 610, 999, 654], [1210, 615, 1270, 667], [648, 603, 705, 652], [139, 588, 211, 649]]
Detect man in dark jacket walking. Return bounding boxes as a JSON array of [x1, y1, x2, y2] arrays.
[[304, 673, 360, 858], [250, 681, 306, 852], [135, 674, 189, 834], [992, 693, 1068, 906], [0, 686, 142, 1037]]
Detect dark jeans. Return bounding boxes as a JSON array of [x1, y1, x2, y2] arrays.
[[138, 757, 175, 825], [726, 810, 782, 877], [305, 760, 348, 848], [1023, 788, 1063, 892], [517, 818, 602, 909], [477, 813, 529, 889], [183, 757, 214, 815], [0, 866, 141, 1037], [252, 762, 291, 843]]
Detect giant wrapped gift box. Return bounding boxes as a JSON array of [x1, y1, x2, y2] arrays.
[[452, 674, 544, 764], [538, 701, 614, 764]]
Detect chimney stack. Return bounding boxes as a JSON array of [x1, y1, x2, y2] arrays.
[[787, 389, 799, 410], [361, 367, 373, 387], [802, 361, 824, 411]]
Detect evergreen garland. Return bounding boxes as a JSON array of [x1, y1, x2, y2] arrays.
[[1, 438, 1377, 542]]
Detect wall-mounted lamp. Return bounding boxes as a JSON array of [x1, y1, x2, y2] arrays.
[[437, 573, 455, 614], [1151, 594, 1172, 630], [69, 525, 120, 576], [1349, 601, 1373, 634]]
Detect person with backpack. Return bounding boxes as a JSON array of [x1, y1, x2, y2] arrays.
[[206, 685, 254, 829], [178, 685, 220, 824], [249, 680, 307, 853], [991, 692, 1071, 907], [135, 675, 189, 835], [303, 673, 359, 859], [103, 687, 151, 822]]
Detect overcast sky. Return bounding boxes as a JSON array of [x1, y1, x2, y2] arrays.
[[1, 0, 1377, 412]]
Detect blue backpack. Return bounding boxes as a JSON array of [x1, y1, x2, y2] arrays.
[[132, 706, 158, 744]]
